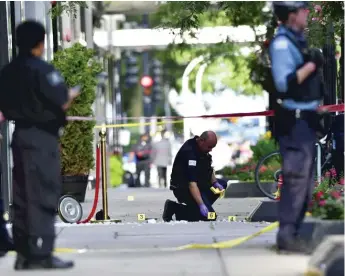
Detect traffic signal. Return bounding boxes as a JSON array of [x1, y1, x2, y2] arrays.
[[151, 59, 163, 101], [125, 52, 139, 88]]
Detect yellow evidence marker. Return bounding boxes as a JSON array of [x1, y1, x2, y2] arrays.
[[137, 214, 146, 221], [208, 212, 216, 220], [228, 216, 237, 222], [127, 196, 134, 201]]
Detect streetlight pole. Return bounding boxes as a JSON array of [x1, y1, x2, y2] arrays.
[[142, 14, 151, 134], [181, 56, 205, 94], [195, 63, 208, 100], [182, 56, 205, 140]]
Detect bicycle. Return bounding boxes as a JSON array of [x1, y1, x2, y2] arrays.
[[254, 137, 333, 200]]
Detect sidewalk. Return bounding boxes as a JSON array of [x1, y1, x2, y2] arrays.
[[72, 187, 264, 223], [1, 188, 310, 275]]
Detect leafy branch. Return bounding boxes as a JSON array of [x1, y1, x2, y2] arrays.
[[49, 1, 88, 19]]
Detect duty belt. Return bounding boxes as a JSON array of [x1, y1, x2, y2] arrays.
[[276, 99, 321, 119]]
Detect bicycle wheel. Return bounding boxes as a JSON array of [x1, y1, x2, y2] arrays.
[[255, 151, 283, 200]]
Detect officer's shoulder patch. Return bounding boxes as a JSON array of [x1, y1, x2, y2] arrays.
[[46, 70, 64, 86], [272, 37, 289, 50], [188, 160, 197, 166]]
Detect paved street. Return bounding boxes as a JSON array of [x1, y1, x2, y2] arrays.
[[1, 188, 310, 275]]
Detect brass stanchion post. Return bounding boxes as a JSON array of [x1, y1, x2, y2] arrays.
[[99, 125, 109, 220]]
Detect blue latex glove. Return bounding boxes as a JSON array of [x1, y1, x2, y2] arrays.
[[213, 182, 224, 191], [199, 204, 209, 217]]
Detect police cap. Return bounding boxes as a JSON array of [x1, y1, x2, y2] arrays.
[[273, 1, 309, 22], [16, 20, 46, 52]]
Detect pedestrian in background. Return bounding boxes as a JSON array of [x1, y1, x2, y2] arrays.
[[132, 133, 152, 187], [152, 130, 173, 188]]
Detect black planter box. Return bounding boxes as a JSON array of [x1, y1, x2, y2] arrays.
[[247, 200, 278, 222], [224, 181, 274, 198], [61, 175, 89, 203]]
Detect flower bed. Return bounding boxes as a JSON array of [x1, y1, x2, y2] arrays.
[[220, 133, 279, 182], [220, 161, 277, 182], [309, 169, 344, 220]]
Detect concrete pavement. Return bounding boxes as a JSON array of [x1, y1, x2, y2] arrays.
[[73, 187, 263, 223], [1, 188, 310, 275]]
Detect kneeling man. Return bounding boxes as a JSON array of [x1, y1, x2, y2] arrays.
[[162, 131, 227, 222]]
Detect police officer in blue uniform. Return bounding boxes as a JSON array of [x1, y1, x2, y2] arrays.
[[162, 131, 227, 222], [0, 21, 79, 270], [269, 2, 325, 253]]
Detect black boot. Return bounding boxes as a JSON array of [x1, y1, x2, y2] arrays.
[[14, 254, 74, 270], [276, 237, 310, 254], [162, 200, 177, 222]]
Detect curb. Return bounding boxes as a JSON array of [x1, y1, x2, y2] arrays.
[[305, 235, 344, 276], [299, 217, 344, 252], [247, 200, 278, 222], [224, 181, 274, 198]]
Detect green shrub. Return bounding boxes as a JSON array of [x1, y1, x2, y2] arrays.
[[52, 43, 102, 175], [251, 135, 279, 163]]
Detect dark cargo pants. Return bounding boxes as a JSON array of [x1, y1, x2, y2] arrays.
[[173, 179, 227, 222], [277, 120, 316, 245], [135, 160, 151, 187], [11, 127, 61, 259]]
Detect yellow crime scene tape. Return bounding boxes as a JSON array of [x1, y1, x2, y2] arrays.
[[177, 221, 279, 250], [94, 119, 184, 129]]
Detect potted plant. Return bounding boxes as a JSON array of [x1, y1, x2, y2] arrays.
[[52, 43, 102, 202]]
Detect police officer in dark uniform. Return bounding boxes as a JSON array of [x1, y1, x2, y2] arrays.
[[162, 131, 227, 222], [270, 2, 325, 253], [0, 21, 78, 270]]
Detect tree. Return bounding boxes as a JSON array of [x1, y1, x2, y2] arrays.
[[150, 2, 269, 97], [49, 1, 88, 19], [152, 1, 344, 97], [150, 2, 270, 96]]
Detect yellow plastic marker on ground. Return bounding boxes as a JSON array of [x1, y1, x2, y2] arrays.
[[228, 216, 237, 222], [127, 196, 134, 201], [137, 214, 146, 221], [207, 212, 216, 220]]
